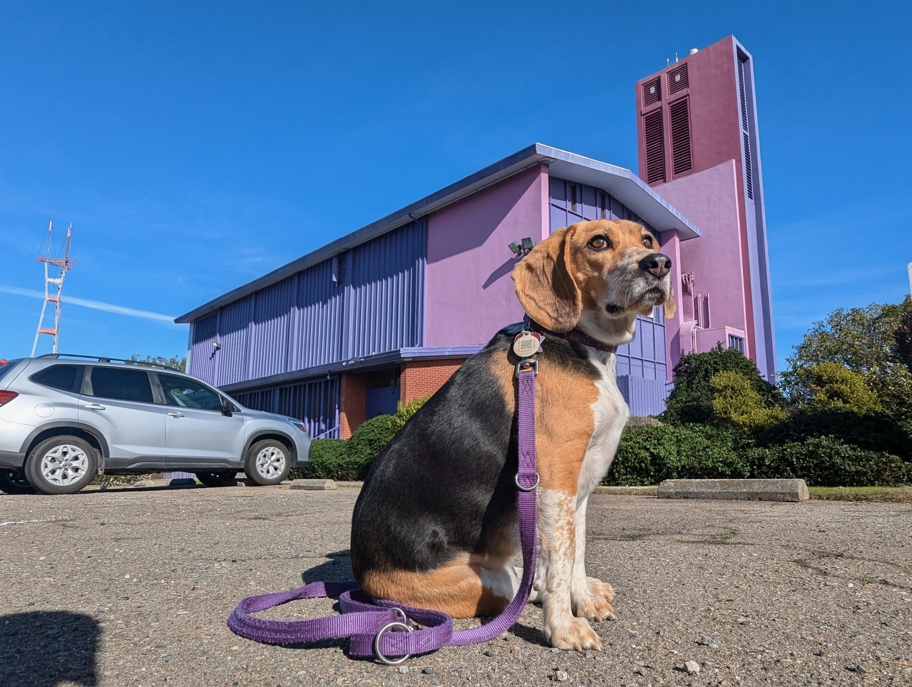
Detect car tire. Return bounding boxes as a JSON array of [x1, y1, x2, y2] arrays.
[[195, 470, 238, 487], [24, 436, 98, 495], [244, 439, 291, 486], [0, 469, 36, 495]]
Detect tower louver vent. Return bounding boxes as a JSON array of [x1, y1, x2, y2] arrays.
[[644, 109, 665, 184], [643, 78, 660, 106], [738, 58, 748, 131], [668, 64, 688, 94], [669, 98, 692, 175], [743, 132, 753, 199]]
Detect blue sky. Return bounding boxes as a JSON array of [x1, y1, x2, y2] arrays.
[[1, 1, 909, 374]]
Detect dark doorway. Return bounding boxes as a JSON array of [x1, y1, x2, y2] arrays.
[[365, 368, 400, 419]]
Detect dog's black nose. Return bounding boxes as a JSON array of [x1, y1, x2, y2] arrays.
[[639, 252, 671, 278]]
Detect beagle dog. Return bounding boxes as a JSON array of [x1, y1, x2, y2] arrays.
[[350, 219, 675, 651]]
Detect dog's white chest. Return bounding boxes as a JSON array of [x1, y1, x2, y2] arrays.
[[577, 349, 629, 500]]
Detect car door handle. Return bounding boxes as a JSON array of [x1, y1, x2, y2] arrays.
[[167, 411, 185, 418], [84, 403, 106, 410]]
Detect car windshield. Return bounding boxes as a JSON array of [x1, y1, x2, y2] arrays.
[[0, 359, 22, 382]]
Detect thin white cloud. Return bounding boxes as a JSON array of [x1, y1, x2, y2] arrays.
[[0, 284, 179, 325]]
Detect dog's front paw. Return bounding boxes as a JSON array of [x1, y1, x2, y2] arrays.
[[543, 616, 603, 652], [587, 577, 615, 603], [572, 591, 616, 623]]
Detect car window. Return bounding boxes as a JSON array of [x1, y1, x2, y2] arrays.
[[31, 364, 85, 393], [0, 359, 22, 382], [157, 374, 223, 411], [89, 367, 154, 404]]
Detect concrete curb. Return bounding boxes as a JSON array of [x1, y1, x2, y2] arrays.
[[657, 478, 809, 502], [289, 479, 337, 491]]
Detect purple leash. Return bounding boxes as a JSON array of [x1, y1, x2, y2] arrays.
[[227, 359, 541, 663]]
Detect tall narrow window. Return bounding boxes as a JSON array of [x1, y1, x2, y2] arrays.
[[669, 98, 692, 175], [644, 110, 665, 184], [743, 132, 753, 199], [738, 59, 748, 131], [643, 78, 661, 106], [668, 64, 688, 95]]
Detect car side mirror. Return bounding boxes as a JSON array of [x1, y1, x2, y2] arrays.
[[221, 399, 233, 417]]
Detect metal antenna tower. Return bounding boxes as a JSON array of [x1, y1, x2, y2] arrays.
[[31, 222, 76, 356]]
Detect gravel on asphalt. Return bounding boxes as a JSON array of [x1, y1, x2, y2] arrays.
[[1, 486, 910, 686]]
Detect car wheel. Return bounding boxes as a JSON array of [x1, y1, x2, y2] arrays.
[[24, 436, 98, 495], [244, 439, 291, 486], [195, 470, 238, 487], [0, 469, 36, 495]]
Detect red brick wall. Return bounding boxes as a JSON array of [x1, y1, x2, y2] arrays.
[[340, 373, 367, 439], [400, 359, 467, 405]]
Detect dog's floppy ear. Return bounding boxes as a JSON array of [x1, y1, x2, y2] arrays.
[[512, 227, 582, 333], [664, 284, 676, 319]]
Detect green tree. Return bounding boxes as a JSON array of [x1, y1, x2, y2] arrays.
[[710, 371, 786, 432], [663, 345, 783, 425], [130, 354, 186, 372], [791, 362, 881, 413], [894, 306, 912, 376], [781, 297, 912, 417]]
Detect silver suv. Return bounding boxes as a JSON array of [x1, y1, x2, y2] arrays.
[[0, 355, 311, 495]]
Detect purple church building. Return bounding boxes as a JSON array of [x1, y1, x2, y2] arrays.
[[176, 35, 774, 439]]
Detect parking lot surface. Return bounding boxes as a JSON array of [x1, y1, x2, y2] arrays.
[[1, 486, 910, 687]]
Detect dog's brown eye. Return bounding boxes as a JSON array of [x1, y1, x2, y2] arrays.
[[588, 236, 610, 251], [642, 235, 654, 248]]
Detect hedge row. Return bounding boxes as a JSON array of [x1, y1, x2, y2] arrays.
[[606, 424, 909, 487], [290, 406, 911, 488]]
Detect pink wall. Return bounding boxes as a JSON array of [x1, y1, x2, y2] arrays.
[[660, 230, 683, 380], [654, 160, 750, 358], [425, 164, 549, 346]]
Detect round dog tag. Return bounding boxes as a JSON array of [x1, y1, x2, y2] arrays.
[[513, 331, 542, 357]]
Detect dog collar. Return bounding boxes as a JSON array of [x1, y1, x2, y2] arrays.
[[524, 317, 618, 354]]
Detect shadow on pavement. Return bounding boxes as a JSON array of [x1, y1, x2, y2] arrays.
[[302, 550, 353, 583], [0, 611, 98, 686]]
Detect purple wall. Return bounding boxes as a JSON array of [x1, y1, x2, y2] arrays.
[[655, 160, 749, 358], [189, 221, 426, 386], [425, 165, 548, 347]]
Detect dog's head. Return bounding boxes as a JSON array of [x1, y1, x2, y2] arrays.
[[512, 219, 676, 346]]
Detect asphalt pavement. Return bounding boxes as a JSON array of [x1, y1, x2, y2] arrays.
[[1, 485, 910, 687]]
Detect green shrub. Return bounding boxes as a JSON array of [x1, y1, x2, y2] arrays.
[[292, 439, 351, 480], [291, 415, 399, 481], [390, 396, 430, 433], [710, 371, 787, 432], [626, 415, 663, 429], [748, 436, 909, 487], [790, 362, 881, 413], [663, 345, 783, 425], [757, 407, 912, 461], [605, 424, 751, 486], [345, 414, 398, 480]]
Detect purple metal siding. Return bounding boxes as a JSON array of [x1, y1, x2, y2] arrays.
[[249, 276, 297, 380], [189, 220, 426, 388], [217, 295, 255, 386], [291, 258, 345, 371], [617, 375, 670, 416], [189, 313, 219, 384], [343, 219, 426, 359], [232, 375, 340, 440]]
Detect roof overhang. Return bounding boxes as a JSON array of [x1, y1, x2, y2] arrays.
[[217, 345, 484, 393], [176, 143, 701, 323]]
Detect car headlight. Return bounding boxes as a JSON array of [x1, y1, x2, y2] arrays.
[[287, 418, 308, 434]]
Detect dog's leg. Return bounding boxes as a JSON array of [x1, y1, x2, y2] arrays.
[[538, 488, 602, 651], [570, 495, 616, 622]]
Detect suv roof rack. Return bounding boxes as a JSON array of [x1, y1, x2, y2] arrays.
[[37, 353, 183, 372]]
